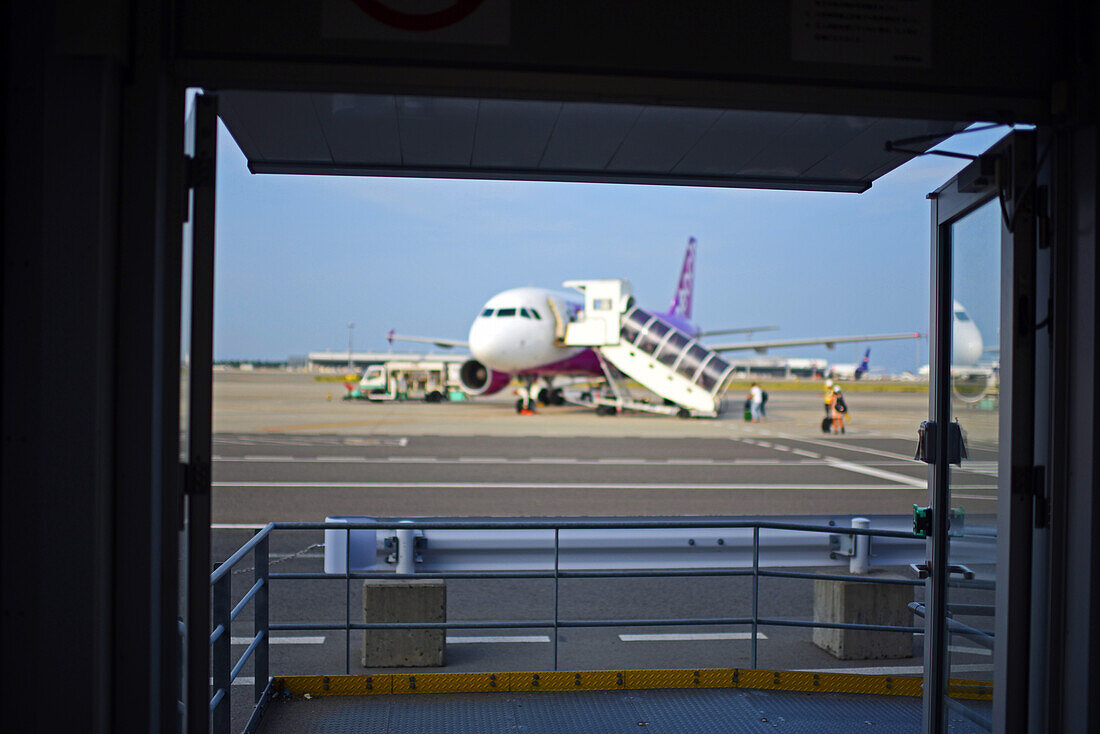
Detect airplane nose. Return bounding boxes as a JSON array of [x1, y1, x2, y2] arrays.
[[469, 318, 527, 370]]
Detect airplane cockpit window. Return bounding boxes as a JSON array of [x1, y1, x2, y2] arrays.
[[480, 308, 494, 317], [497, 308, 517, 317], [520, 308, 531, 318], [955, 311, 971, 321], [529, 309, 541, 320]]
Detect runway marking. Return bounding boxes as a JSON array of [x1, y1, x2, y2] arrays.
[[257, 419, 417, 432], [446, 635, 550, 644], [772, 444, 790, 452], [774, 433, 921, 463], [212, 481, 929, 490], [231, 636, 325, 645], [618, 632, 767, 642], [756, 441, 773, 448], [953, 493, 998, 501], [823, 459, 926, 488], [211, 456, 958, 469]]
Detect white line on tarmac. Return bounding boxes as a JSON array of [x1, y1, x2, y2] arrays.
[[953, 493, 998, 501], [792, 449, 821, 459], [773, 434, 920, 463], [618, 632, 767, 642], [824, 459, 925, 487], [231, 636, 325, 645], [212, 481, 927, 490], [446, 635, 550, 644]]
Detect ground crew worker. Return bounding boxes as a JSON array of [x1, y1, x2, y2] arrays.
[[823, 379, 834, 420], [831, 385, 848, 434]]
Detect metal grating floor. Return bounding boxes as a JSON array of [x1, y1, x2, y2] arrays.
[[256, 688, 992, 733]]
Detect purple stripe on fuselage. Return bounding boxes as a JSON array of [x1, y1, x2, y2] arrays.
[[517, 348, 603, 377]]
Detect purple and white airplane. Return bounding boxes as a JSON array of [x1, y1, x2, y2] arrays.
[[390, 238, 919, 412]]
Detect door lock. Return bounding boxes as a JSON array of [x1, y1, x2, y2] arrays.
[[914, 420, 968, 465]]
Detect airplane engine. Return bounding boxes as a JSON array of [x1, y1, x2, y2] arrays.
[[459, 359, 511, 396], [952, 371, 996, 404]]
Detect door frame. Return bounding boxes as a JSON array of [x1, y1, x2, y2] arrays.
[[924, 131, 1037, 733]]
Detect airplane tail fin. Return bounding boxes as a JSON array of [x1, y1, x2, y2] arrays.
[[855, 348, 871, 379], [669, 237, 697, 320]]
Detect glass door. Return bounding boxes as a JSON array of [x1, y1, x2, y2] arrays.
[[923, 132, 1036, 733]]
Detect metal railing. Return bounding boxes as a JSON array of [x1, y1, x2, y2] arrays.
[[209, 518, 996, 734]]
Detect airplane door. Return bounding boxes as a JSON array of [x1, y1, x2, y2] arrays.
[[920, 132, 1038, 733], [181, 92, 218, 734]]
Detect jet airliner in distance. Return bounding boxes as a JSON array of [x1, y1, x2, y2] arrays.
[[829, 349, 873, 380], [389, 238, 921, 415]]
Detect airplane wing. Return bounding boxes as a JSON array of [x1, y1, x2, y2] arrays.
[[707, 332, 921, 354], [696, 325, 780, 338], [386, 330, 469, 349]]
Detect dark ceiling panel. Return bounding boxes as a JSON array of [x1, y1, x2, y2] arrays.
[[608, 107, 723, 173], [217, 91, 970, 192], [539, 103, 643, 171], [472, 99, 561, 169], [312, 94, 402, 165], [672, 110, 802, 176], [396, 96, 479, 167], [220, 90, 332, 163]]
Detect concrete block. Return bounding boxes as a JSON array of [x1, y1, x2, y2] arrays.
[[813, 575, 913, 660], [362, 580, 445, 667]]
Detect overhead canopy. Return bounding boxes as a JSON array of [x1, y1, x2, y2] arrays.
[[218, 91, 968, 193]]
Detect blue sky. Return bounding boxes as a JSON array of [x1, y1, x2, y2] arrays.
[[210, 119, 1012, 373]]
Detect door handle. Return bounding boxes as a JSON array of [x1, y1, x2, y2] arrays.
[[910, 563, 975, 580]]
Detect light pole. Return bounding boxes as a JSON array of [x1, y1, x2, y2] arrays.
[[347, 321, 355, 371]]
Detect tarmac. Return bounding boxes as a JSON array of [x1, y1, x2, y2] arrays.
[[208, 371, 1000, 732]]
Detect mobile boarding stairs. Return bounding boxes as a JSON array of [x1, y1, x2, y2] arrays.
[[561, 279, 735, 418]]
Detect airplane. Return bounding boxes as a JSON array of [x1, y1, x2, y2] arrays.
[[389, 238, 921, 415], [829, 349, 872, 380], [917, 301, 999, 402]]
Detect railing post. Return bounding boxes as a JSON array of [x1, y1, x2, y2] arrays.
[[212, 567, 231, 734], [751, 525, 760, 670], [850, 517, 870, 575], [345, 527, 351, 674], [255, 530, 269, 704], [553, 528, 560, 671]]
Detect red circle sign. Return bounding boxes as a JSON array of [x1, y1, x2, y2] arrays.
[[351, 0, 486, 32]]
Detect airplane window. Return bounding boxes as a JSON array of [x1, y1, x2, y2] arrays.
[[529, 309, 541, 320], [593, 298, 612, 311], [481, 308, 494, 317], [621, 321, 642, 344], [497, 308, 517, 317], [955, 311, 971, 321], [520, 308, 531, 318], [656, 332, 689, 367]]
